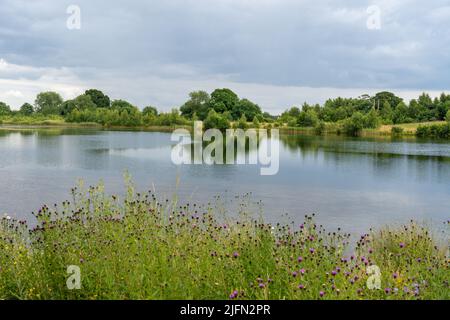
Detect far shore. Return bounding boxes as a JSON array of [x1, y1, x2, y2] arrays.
[[1, 119, 449, 138]]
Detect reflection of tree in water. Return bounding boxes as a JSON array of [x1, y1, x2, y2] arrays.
[[279, 133, 450, 180]]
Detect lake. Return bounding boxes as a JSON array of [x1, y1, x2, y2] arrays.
[[1, 126, 449, 233]]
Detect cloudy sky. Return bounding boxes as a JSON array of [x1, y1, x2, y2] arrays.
[[0, 0, 449, 114]]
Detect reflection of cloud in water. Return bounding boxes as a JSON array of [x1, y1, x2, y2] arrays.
[[106, 146, 172, 160]]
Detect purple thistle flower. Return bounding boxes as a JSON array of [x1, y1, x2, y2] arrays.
[[385, 288, 391, 294], [292, 271, 298, 277], [229, 290, 238, 299], [233, 252, 239, 258], [298, 284, 305, 289], [399, 242, 405, 248], [392, 272, 398, 279], [259, 283, 265, 288], [331, 270, 337, 276], [309, 248, 315, 254], [297, 256, 303, 263], [319, 291, 325, 297], [300, 268, 306, 275]]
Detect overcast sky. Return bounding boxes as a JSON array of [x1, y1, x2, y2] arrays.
[[0, 0, 449, 114]]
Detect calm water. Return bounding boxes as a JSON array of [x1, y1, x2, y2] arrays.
[[1, 127, 449, 233]]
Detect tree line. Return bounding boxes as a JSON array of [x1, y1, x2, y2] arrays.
[[0, 89, 449, 135]]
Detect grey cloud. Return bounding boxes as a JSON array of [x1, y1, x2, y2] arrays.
[[0, 0, 449, 111]]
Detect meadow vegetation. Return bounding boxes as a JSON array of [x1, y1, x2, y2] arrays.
[[0, 179, 448, 300]]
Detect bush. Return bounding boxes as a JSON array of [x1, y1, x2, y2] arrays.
[[391, 126, 404, 136], [416, 123, 450, 139], [314, 121, 326, 135], [343, 112, 364, 136], [298, 109, 319, 127], [203, 110, 230, 131]]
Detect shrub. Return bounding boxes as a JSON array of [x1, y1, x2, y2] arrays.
[[391, 126, 404, 136], [203, 110, 230, 131], [314, 121, 326, 135], [343, 112, 364, 136]]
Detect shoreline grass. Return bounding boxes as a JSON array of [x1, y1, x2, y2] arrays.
[[0, 180, 448, 300]]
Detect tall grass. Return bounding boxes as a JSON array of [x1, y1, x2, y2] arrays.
[[0, 179, 448, 300]]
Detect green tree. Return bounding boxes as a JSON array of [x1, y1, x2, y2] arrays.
[[343, 112, 365, 136], [210, 88, 239, 115], [180, 91, 210, 120], [142, 106, 158, 116], [374, 91, 403, 111], [35, 91, 63, 115], [85, 89, 111, 108], [393, 102, 410, 124], [19, 103, 34, 115], [298, 109, 319, 127], [233, 98, 261, 120], [379, 101, 393, 124], [235, 114, 248, 129], [203, 109, 230, 131], [252, 116, 260, 128], [364, 109, 381, 128], [446, 110, 450, 122], [0, 102, 11, 116], [111, 99, 139, 113]]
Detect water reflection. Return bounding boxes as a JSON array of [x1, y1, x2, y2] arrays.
[[0, 127, 449, 233]]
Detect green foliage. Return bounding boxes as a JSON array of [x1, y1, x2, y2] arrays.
[[19, 103, 34, 115], [210, 88, 239, 114], [180, 91, 210, 120], [0, 101, 12, 116], [85, 89, 110, 108], [298, 109, 319, 127], [0, 181, 447, 300], [203, 109, 230, 131], [314, 120, 326, 135], [111, 99, 138, 113], [235, 114, 248, 129], [416, 123, 450, 139], [363, 109, 381, 128], [343, 112, 365, 136], [446, 110, 450, 122], [35, 91, 63, 115], [252, 116, 260, 128], [391, 126, 404, 136], [142, 106, 158, 116], [234, 98, 261, 121]]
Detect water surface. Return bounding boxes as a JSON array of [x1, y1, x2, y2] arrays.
[[1, 127, 449, 233]]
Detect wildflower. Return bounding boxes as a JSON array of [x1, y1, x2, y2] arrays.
[[319, 291, 325, 297], [298, 284, 305, 289], [392, 272, 398, 279], [309, 248, 315, 254], [259, 283, 265, 288], [292, 271, 298, 277], [300, 268, 306, 275], [331, 270, 337, 276], [297, 256, 303, 263], [399, 242, 405, 248], [416, 258, 422, 263], [385, 288, 391, 294], [229, 290, 239, 299], [233, 252, 239, 258]]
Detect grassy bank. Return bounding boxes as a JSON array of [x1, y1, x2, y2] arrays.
[[0, 179, 448, 300]]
